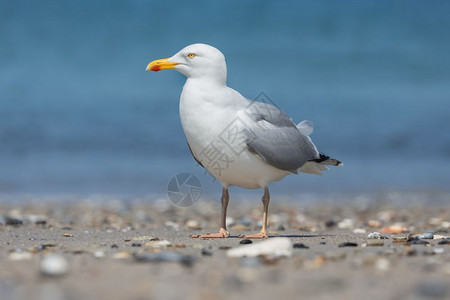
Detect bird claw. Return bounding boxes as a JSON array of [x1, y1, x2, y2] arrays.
[[194, 228, 229, 239], [241, 232, 269, 239]]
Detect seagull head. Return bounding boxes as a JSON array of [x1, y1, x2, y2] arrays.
[[146, 43, 227, 84]]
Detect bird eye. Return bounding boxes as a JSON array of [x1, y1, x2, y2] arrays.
[[187, 53, 196, 59]]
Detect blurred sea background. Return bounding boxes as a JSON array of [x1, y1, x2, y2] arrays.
[[1, 0, 449, 200]]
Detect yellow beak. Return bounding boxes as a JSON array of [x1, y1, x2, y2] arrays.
[[146, 58, 179, 72]]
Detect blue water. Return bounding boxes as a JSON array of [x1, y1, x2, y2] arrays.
[[1, 0, 450, 197]]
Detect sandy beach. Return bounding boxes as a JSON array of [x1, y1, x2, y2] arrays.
[[0, 196, 449, 300]]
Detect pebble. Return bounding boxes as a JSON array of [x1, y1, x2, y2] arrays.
[[40, 254, 69, 277], [293, 243, 309, 249], [408, 232, 434, 240], [133, 252, 196, 267], [410, 239, 429, 245], [239, 239, 253, 245], [403, 247, 418, 256], [111, 244, 119, 248], [337, 218, 354, 229], [353, 228, 366, 234], [438, 239, 450, 245], [367, 220, 382, 228], [143, 240, 171, 248], [5, 217, 23, 226], [338, 242, 358, 248], [433, 248, 444, 254], [62, 233, 73, 237], [227, 238, 292, 258], [93, 251, 106, 258], [201, 249, 213, 256], [325, 220, 336, 228], [131, 236, 157, 241], [379, 225, 407, 233], [9, 251, 33, 261], [374, 258, 390, 271], [226, 217, 236, 226], [367, 232, 388, 239], [131, 243, 141, 247], [366, 240, 385, 247], [186, 219, 201, 230], [164, 221, 180, 231], [433, 235, 450, 240], [25, 214, 48, 225], [112, 251, 131, 260], [277, 225, 285, 231]]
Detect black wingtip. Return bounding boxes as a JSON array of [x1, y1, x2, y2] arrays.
[[312, 152, 343, 166]]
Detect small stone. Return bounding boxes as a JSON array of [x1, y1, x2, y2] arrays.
[[433, 235, 449, 240], [40, 254, 69, 277], [219, 246, 232, 250], [374, 258, 390, 271], [433, 248, 444, 254], [131, 243, 141, 247], [408, 232, 434, 240], [131, 236, 156, 242], [367, 240, 385, 247], [367, 220, 382, 228], [353, 228, 366, 234], [111, 244, 119, 248], [277, 225, 285, 231], [393, 237, 409, 244], [403, 247, 418, 256], [438, 240, 450, 245], [320, 242, 326, 245], [9, 251, 33, 261], [240, 239, 253, 245], [5, 217, 23, 226], [26, 214, 47, 225], [201, 249, 213, 256], [226, 217, 236, 226], [143, 240, 171, 248], [338, 242, 358, 248], [293, 243, 309, 249], [367, 232, 388, 239], [337, 218, 354, 229], [93, 251, 105, 258], [325, 220, 336, 228], [133, 252, 196, 267], [227, 238, 292, 258], [112, 251, 131, 260], [164, 221, 180, 231], [410, 239, 429, 245], [62, 233, 73, 237], [379, 225, 407, 233], [186, 219, 201, 230]]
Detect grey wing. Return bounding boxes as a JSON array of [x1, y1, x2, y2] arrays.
[[244, 102, 319, 173]]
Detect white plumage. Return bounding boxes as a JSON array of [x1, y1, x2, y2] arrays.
[[147, 43, 342, 239]]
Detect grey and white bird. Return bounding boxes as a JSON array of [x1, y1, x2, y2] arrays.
[[147, 43, 342, 239]]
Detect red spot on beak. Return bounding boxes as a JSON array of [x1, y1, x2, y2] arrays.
[[151, 65, 161, 72]]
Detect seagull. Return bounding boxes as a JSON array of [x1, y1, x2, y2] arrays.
[[147, 43, 342, 239]]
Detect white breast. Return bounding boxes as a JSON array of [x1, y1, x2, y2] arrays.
[[179, 80, 291, 188]]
